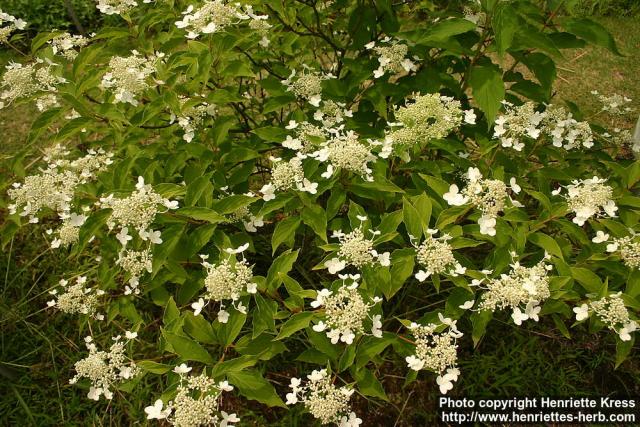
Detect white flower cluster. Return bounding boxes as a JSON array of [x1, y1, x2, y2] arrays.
[[116, 248, 153, 294], [192, 245, 256, 322], [311, 275, 383, 345], [574, 293, 638, 341], [443, 167, 518, 236], [70, 335, 139, 400], [0, 10, 27, 44], [313, 100, 353, 128], [365, 37, 417, 79], [476, 255, 552, 325], [542, 104, 594, 150], [282, 67, 333, 107], [8, 148, 113, 222], [96, 0, 139, 16], [46, 276, 105, 319], [282, 120, 326, 154], [387, 93, 472, 148], [101, 50, 164, 106], [325, 217, 390, 274], [405, 313, 462, 394], [145, 366, 238, 427], [313, 131, 377, 181], [286, 369, 361, 427], [173, 97, 217, 142], [99, 177, 178, 293], [0, 60, 66, 110], [493, 101, 545, 150], [176, 1, 267, 39], [47, 212, 87, 248], [591, 91, 634, 116], [494, 102, 594, 151], [220, 189, 263, 232], [602, 233, 640, 270], [412, 229, 466, 282], [260, 156, 318, 201], [99, 176, 177, 237], [555, 176, 617, 226], [49, 32, 90, 61]]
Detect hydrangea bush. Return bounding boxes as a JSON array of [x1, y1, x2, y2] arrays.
[[1, 0, 640, 424]]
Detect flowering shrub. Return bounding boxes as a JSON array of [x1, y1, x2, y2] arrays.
[[1, 0, 640, 424]]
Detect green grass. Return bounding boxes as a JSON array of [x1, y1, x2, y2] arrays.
[[554, 16, 640, 130], [1, 15, 639, 427]]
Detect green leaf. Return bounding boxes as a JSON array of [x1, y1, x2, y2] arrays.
[[272, 217, 301, 255], [571, 267, 603, 294], [403, 197, 423, 240], [471, 310, 492, 347], [252, 293, 278, 338], [354, 368, 389, 401], [301, 204, 328, 243], [137, 361, 172, 374], [528, 232, 564, 259], [492, 3, 519, 55], [177, 207, 226, 224], [469, 65, 505, 125], [276, 312, 314, 340], [183, 313, 217, 344], [381, 248, 415, 300], [252, 126, 288, 141], [162, 331, 215, 365], [562, 17, 622, 56], [266, 250, 299, 290], [615, 335, 634, 368], [227, 370, 286, 408]]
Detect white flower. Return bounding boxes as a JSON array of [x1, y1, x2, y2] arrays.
[[464, 109, 476, 125], [374, 250, 390, 266], [326, 258, 346, 274], [619, 321, 637, 341], [592, 230, 610, 244], [573, 303, 589, 321], [124, 331, 137, 339], [405, 355, 425, 371], [237, 302, 247, 314], [415, 269, 430, 282], [321, 164, 335, 179], [218, 380, 234, 392], [246, 282, 257, 294], [220, 411, 240, 427], [524, 301, 541, 322], [371, 315, 383, 338], [145, 399, 171, 420], [436, 374, 454, 394], [511, 307, 529, 325], [459, 300, 474, 310], [312, 321, 327, 332], [606, 242, 619, 252], [260, 183, 276, 201], [286, 391, 298, 405], [218, 309, 230, 323], [509, 178, 521, 194], [116, 227, 132, 246], [340, 330, 356, 344], [443, 184, 468, 206], [87, 386, 103, 401], [226, 243, 250, 254], [191, 298, 205, 316], [478, 215, 497, 236], [173, 363, 192, 374], [139, 228, 162, 244]]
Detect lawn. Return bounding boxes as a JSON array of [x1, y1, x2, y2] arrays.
[[1, 15, 639, 426]]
